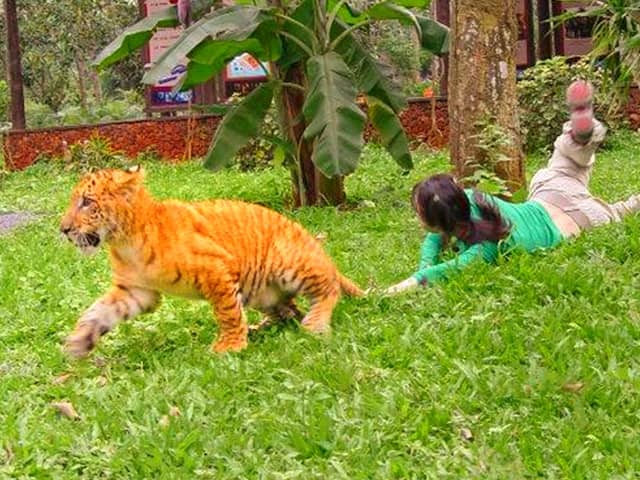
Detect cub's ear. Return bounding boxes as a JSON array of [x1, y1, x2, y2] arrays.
[[112, 167, 145, 200], [125, 165, 145, 182], [113, 166, 145, 186], [126, 165, 144, 174]]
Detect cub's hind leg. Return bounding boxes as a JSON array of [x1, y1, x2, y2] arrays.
[[250, 297, 304, 333], [65, 285, 160, 358], [277, 298, 304, 321], [300, 285, 339, 334], [201, 278, 248, 353]]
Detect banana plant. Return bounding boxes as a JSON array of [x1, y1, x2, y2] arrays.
[[94, 0, 449, 205]]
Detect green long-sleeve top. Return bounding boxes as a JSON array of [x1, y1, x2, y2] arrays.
[[413, 190, 564, 284]]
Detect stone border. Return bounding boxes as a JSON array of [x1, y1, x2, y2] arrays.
[[0, 211, 38, 235], [1, 99, 449, 171]]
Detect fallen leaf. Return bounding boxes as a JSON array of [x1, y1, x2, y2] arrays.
[[562, 382, 584, 394], [159, 415, 170, 428], [52, 373, 73, 385], [460, 427, 474, 442], [93, 356, 107, 368], [2, 444, 14, 464], [51, 401, 80, 420], [96, 376, 108, 387], [169, 406, 181, 417], [315, 232, 328, 242]]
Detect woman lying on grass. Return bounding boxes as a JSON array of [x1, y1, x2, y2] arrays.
[[385, 80, 640, 295]]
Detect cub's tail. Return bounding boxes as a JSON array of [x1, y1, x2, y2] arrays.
[[339, 273, 364, 297]]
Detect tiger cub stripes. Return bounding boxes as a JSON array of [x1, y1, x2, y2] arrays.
[[59, 167, 362, 357]]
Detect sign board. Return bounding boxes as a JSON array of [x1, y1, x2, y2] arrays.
[[143, 0, 194, 107], [224, 53, 270, 97]]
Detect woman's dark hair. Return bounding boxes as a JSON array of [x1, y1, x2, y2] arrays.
[[411, 173, 510, 245]]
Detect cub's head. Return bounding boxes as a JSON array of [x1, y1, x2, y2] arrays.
[[60, 166, 145, 255]]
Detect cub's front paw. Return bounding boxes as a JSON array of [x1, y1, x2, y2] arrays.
[[64, 322, 102, 358], [211, 337, 248, 353]]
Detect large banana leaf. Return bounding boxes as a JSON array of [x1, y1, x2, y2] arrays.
[[416, 15, 449, 54], [333, 25, 406, 113], [143, 6, 269, 85], [364, 3, 421, 33], [368, 99, 412, 170], [174, 17, 281, 90], [93, 7, 179, 69], [177, 38, 265, 90], [204, 81, 275, 171], [176, 61, 224, 91], [278, 0, 316, 70], [327, 0, 433, 27], [303, 52, 366, 177], [279, 1, 406, 113], [359, 3, 449, 54]]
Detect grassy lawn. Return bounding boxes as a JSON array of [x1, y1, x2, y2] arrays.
[[2, 136, 640, 478]]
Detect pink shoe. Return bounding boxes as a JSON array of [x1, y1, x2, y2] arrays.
[[566, 80, 594, 144]]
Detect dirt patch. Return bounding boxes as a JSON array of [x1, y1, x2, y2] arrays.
[[0, 212, 38, 235]]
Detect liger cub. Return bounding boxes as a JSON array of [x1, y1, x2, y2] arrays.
[[59, 166, 362, 357]]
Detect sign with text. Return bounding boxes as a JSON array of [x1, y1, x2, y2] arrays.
[[224, 53, 270, 97], [143, 0, 193, 106]]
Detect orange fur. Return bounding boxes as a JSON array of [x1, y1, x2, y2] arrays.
[[60, 167, 362, 357]]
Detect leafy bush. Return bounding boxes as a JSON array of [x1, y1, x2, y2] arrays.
[[58, 90, 145, 126], [25, 99, 56, 129], [555, 1, 639, 110], [404, 80, 437, 98], [463, 118, 513, 198], [374, 23, 420, 87], [226, 93, 282, 171], [23, 90, 145, 129], [42, 134, 133, 172], [517, 57, 619, 153], [0, 80, 8, 122]]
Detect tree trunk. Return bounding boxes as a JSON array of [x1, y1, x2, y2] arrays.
[[4, 0, 26, 129], [448, 0, 525, 192], [278, 63, 345, 207], [75, 56, 88, 110]]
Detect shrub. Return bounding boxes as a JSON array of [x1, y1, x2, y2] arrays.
[[25, 99, 56, 129], [0, 80, 8, 122], [58, 90, 145, 126], [463, 118, 514, 199], [23, 90, 145, 129], [225, 93, 282, 171], [404, 80, 438, 98], [375, 24, 420, 87], [517, 56, 620, 153], [42, 135, 132, 172]]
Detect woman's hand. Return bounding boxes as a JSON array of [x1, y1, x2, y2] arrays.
[[383, 277, 420, 296]]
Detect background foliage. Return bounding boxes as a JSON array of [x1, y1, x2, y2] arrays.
[[0, 0, 433, 129], [0, 0, 143, 123], [517, 57, 616, 153]]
